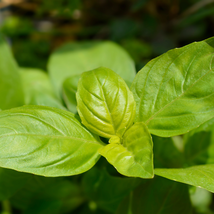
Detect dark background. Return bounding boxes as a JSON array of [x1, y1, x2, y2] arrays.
[[0, 0, 214, 71]]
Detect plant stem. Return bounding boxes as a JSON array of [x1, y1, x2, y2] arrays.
[[1, 200, 12, 214]]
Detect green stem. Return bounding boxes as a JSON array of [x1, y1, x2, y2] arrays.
[[1, 200, 12, 214]]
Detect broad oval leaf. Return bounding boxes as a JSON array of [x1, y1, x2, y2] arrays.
[[62, 74, 80, 113], [48, 41, 136, 99], [0, 106, 104, 176], [0, 34, 24, 109], [155, 164, 214, 193], [21, 68, 65, 109], [99, 122, 154, 178], [76, 67, 136, 139], [131, 37, 214, 137]]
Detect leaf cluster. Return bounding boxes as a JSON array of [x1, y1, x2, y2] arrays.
[[1, 35, 214, 213]]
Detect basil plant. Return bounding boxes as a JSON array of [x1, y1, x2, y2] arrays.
[[1, 35, 214, 214]]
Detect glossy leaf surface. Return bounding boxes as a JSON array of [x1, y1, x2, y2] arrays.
[[21, 68, 65, 109], [62, 74, 80, 113], [0, 34, 24, 109], [99, 122, 154, 178], [0, 168, 31, 200], [48, 41, 136, 98], [76, 67, 136, 138], [131, 37, 214, 137], [0, 106, 104, 176], [155, 164, 214, 193]]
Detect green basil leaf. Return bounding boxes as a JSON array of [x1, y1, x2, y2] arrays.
[[153, 136, 184, 168], [0, 168, 31, 200], [99, 122, 154, 178], [0, 106, 104, 176], [21, 68, 65, 109], [82, 167, 140, 213], [130, 176, 193, 214], [62, 74, 80, 113], [131, 37, 214, 137], [155, 164, 214, 193], [0, 34, 24, 109], [48, 41, 136, 98], [76, 67, 136, 138]]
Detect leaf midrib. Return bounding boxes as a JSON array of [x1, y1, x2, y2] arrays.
[[93, 70, 117, 134], [0, 133, 100, 145], [145, 64, 214, 125]]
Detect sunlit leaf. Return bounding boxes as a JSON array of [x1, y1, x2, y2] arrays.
[[131, 37, 214, 137], [0, 106, 104, 176], [99, 122, 153, 178], [76, 67, 136, 138], [155, 164, 214, 193], [48, 41, 136, 99]]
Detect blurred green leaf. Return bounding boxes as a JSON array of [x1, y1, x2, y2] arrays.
[[82, 167, 140, 213], [190, 187, 213, 214], [11, 176, 83, 213], [153, 135, 184, 168], [62, 74, 80, 113], [184, 118, 214, 166], [0, 168, 31, 201], [0, 34, 24, 110], [117, 176, 192, 214], [48, 41, 136, 99], [21, 68, 65, 109]]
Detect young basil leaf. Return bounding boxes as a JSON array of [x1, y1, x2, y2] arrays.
[[155, 164, 214, 193], [21, 68, 65, 109], [99, 122, 154, 178], [0, 106, 104, 176], [0, 34, 24, 109], [76, 67, 136, 139], [48, 41, 136, 99], [0, 168, 31, 200], [131, 37, 214, 137], [62, 74, 80, 113]]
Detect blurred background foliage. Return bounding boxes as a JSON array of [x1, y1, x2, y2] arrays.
[[0, 0, 214, 71]]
